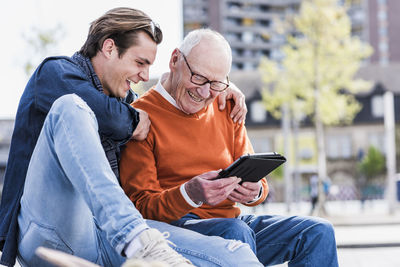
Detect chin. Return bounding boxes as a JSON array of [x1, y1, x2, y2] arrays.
[[116, 89, 129, 98], [180, 98, 206, 114], [185, 106, 203, 114]]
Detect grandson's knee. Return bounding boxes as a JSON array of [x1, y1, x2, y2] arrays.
[[51, 94, 97, 126], [54, 94, 93, 114], [222, 240, 261, 266]]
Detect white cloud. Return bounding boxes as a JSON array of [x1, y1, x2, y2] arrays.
[[0, 0, 182, 118]]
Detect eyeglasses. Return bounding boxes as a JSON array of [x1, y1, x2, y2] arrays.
[[179, 50, 230, 92]]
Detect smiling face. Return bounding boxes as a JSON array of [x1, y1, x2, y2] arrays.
[[98, 31, 157, 98], [168, 38, 231, 114]]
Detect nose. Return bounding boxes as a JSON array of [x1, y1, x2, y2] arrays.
[[138, 67, 149, 82], [197, 83, 211, 99]]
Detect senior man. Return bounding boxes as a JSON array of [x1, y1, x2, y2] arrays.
[[120, 29, 339, 267]]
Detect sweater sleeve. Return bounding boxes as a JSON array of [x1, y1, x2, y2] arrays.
[[33, 58, 139, 142], [119, 135, 196, 223]]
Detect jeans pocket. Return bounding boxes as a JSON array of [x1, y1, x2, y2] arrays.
[[18, 221, 74, 266]]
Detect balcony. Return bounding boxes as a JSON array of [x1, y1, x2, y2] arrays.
[[226, 0, 301, 7], [229, 39, 275, 50]]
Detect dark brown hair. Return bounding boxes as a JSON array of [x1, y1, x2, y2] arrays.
[[79, 7, 163, 58]]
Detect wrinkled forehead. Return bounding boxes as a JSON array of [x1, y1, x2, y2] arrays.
[[188, 40, 231, 79]]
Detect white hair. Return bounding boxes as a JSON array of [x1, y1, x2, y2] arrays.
[[179, 29, 232, 66]]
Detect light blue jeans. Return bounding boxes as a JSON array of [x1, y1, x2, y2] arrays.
[[172, 213, 339, 267], [17, 94, 262, 267]]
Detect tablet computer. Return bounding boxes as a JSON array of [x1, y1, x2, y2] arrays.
[[217, 152, 286, 183]]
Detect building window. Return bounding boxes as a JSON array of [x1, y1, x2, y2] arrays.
[[243, 62, 254, 70], [250, 101, 267, 123], [227, 17, 241, 26], [226, 33, 239, 42], [228, 2, 242, 12], [259, 4, 270, 12], [378, 26, 387, 36], [242, 17, 255, 27], [379, 42, 388, 52], [261, 49, 270, 57], [377, 10, 387, 21], [243, 49, 253, 57], [242, 31, 254, 43], [371, 95, 384, 118], [270, 49, 284, 61], [258, 19, 270, 27], [368, 133, 385, 154], [327, 134, 352, 159]]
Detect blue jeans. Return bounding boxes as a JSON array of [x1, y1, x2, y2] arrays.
[[17, 94, 262, 267], [172, 213, 339, 267]]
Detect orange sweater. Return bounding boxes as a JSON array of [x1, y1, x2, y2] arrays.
[[120, 88, 268, 223]]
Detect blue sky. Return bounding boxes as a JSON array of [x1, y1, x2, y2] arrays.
[[0, 0, 182, 118]]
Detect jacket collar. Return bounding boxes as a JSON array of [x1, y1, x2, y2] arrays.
[[71, 52, 137, 103], [71, 52, 103, 93]]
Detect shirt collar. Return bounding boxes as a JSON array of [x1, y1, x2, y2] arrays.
[[154, 73, 180, 109]]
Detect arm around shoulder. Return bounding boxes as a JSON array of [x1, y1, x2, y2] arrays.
[[34, 58, 139, 142]]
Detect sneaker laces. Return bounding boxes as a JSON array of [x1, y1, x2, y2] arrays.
[[137, 232, 192, 266]]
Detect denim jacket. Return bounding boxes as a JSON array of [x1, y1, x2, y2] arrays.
[[0, 52, 139, 266]]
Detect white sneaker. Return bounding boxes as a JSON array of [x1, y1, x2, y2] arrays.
[[121, 258, 168, 267], [122, 229, 194, 267]]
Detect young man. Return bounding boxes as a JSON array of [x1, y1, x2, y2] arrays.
[[0, 8, 257, 267], [120, 29, 339, 267]]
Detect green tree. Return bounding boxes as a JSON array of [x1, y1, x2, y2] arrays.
[[259, 0, 373, 215], [358, 146, 385, 179], [357, 146, 385, 201], [23, 24, 64, 76]]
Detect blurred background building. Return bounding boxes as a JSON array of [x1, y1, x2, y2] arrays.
[[182, 0, 400, 69], [183, 0, 301, 71], [182, 0, 400, 202]]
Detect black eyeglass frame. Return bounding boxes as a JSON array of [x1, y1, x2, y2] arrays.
[[179, 50, 230, 92]]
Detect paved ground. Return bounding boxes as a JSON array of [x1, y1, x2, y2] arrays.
[[247, 200, 400, 267], [271, 230, 400, 267], [2, 200, 400, 266]]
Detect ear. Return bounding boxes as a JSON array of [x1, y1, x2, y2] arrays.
[[169, 48, 180, 70], [101, 38, 116, 59]]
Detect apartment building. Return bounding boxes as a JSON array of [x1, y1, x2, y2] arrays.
[[183, 0, 301, 70], [183, 0, 400, 66]]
